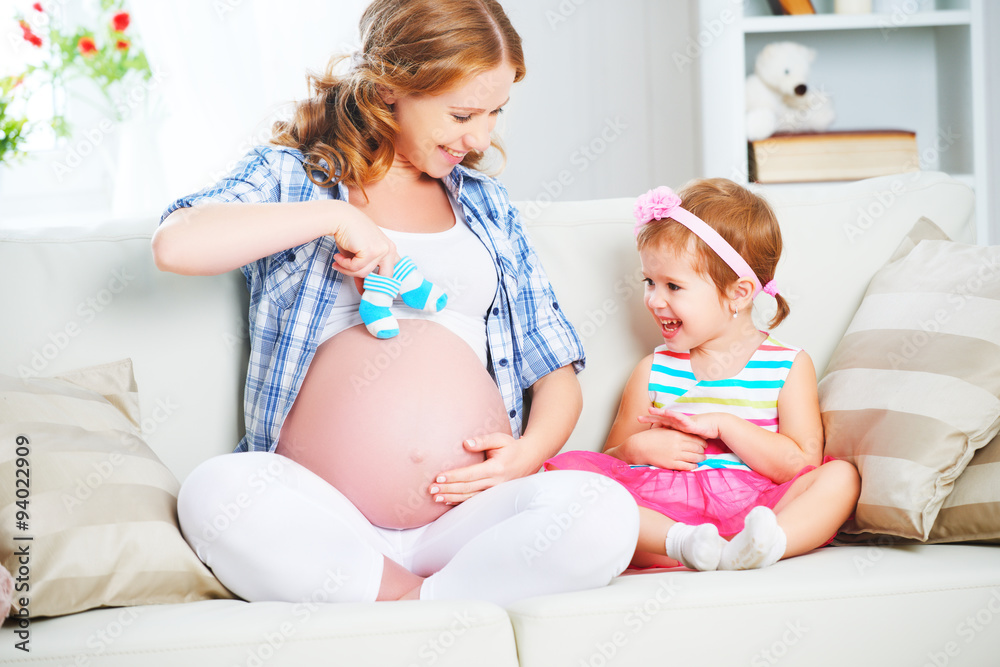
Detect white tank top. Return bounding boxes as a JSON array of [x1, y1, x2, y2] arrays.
[[319, 196, 498, 366]]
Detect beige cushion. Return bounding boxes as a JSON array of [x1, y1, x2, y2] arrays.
[[0, 359, 234, 618], [819, 223, 1000, 540], [925, 430, 1000, 544]]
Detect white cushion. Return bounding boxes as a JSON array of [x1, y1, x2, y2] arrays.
[[520, 171, 975, 453], [508, 544, 1000, 667], [0, 219, 249, 480], [5, 599, 518, 666]]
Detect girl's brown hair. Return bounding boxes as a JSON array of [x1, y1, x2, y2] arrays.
[[636, 178, 790, 329], [270, 0, 525, 192]]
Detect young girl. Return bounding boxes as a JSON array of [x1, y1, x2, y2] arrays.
[[546, 178, 860, 571]]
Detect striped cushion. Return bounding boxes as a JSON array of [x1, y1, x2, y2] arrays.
[[819, 230, 1000, 540], [926, 430, 1000, 543], [0, 359, 234, 617]]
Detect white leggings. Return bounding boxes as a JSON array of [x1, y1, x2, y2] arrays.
[[177, 452, 639, 607]]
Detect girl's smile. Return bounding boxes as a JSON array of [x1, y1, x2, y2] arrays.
[[640, 241, 734, 353]]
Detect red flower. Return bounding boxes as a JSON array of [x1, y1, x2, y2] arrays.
[[116, 39, 130, 51], [111, 11, 130, 32], [32, 2, 43, 11], [19, 20, 43, 47], [77, 36, 98, 56]]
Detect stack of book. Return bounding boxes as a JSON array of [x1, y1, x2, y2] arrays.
[[766, 0, 816, 14], [747, 130, 920, 184]]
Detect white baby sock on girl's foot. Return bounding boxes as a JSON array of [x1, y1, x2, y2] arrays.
[[394, 256, 447, 313], [359, 272, 403, 339], [665, 522, 726, 571], [719, 506, 787, 570]]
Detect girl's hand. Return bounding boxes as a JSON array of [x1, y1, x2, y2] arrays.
[[638, 407, 721, 441], [605, 427, 707, 471], [429, 433, 540, 504]]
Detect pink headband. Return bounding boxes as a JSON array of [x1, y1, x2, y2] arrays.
[[633, 186, 779, 299]]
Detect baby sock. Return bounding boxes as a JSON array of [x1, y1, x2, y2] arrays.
[[665, 522, 726, 571], [359, 272, 403, 339], [719, 506, 787, 571], [393, 255, 447, 313]]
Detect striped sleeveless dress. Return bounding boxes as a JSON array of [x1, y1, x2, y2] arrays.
[[545, 335, 818, 537]]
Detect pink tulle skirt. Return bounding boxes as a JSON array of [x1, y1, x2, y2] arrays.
[[544, 450, 816, 538]]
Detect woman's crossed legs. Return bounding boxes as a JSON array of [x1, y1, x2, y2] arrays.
[[178, 452, 639, 606]]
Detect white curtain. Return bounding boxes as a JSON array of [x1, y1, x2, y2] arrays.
[[130, 0, 369, 203]]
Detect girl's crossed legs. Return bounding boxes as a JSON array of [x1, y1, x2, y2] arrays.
[[635, 459, 861, 571], [178, 452, 639, 606]]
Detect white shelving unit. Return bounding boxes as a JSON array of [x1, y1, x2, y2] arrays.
[[697, 0, 991, 243]]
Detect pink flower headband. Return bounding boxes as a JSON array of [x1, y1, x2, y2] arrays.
[[633, 186, 779, 299]]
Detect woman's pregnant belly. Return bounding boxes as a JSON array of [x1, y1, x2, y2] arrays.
[[276, 320, 511, 529]]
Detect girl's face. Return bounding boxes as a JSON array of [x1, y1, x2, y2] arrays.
[[640, 240, 733, 352], [383, 64, 516, 179]]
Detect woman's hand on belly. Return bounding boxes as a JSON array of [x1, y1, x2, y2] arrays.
[[429, 431, 546, 504], [432, 365, 584, 504]]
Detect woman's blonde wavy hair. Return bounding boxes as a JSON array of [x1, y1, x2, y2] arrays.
[[271, 0, 525, 192]]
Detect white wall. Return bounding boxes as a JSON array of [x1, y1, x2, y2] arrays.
[[984, 0, 1000, 238], [131, 0, 700, 216], [4, 0, 994, 226], [498, 0, 699, 204]]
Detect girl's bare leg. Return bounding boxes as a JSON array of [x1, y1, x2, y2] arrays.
[[636, 506, 678, 555], [773, 459, 861, 558], [637, 506, 725, 570]]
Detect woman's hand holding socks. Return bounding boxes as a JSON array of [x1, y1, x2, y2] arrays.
[[359, 255, 448, 339]]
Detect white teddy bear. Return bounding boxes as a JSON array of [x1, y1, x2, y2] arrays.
[[745, 41, 835, 141]]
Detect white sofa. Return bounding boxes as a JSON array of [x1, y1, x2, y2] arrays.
[[1, 171, 999, 666]]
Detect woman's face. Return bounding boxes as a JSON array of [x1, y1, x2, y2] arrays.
[[383, 63, 516, 179]]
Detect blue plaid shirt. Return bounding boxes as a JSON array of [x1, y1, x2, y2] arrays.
[[161, 145, 585, 452]]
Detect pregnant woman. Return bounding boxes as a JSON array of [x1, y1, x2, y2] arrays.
[[152, 0, 638, 606]]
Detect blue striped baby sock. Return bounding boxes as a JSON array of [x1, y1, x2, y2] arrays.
[[359, 272, 403, 339], [393, 256, 447, 313]]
